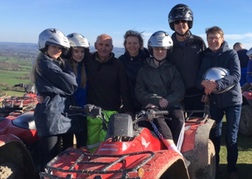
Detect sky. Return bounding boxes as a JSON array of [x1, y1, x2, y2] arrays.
[[0, 0, 252, 50]]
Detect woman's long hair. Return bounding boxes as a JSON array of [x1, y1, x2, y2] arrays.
[[30, 48, 65, 83], [66, 47, 90, 88]]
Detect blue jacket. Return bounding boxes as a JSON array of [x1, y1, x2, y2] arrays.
[[196, 41, 242, 108], [73, 62, 87, 107], [34, 53, 78, 137], [246, 60, 252, 84], [237, 49, 249, 86]]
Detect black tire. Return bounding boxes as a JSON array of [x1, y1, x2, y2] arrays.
[[239, 105, 252, 136], [0, 141, 35, 179]]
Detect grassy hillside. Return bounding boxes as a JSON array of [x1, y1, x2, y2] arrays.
[[0, 58, 33, 96]]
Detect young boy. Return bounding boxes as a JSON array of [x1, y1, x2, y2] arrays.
[[135, 30, 185, 152]]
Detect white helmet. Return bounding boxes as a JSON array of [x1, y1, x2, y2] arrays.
[[246, 47, 252, 57], [203, 67, 234, 94], [148, 31, 173, 55], [38, 28, 70, 51], [67, 33, 90, 48]]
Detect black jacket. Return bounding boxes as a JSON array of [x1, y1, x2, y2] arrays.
[[135, 57, 185, 108], [118, 48, 149, 112], [170, 31, 206, 96], [196, 41, 242, 108], [86, 52, 132, 112], [34, 53, 78, 137], [237, 49, 249, 68]]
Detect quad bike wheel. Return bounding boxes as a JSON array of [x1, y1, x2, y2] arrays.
[[0, 162, 19, 179], [239, 105, 252, 136], [0, 137, 35, 179]]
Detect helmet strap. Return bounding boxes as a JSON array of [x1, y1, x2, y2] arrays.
[[154, 58, 166, 66]]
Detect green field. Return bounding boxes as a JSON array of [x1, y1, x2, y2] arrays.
[[216, 117, 252, 179], [0, 58, 33, 96]]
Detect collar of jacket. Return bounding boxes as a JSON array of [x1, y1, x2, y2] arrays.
[[205, 41, 230, 57], [95, 52, 114, 63], [172, 30, 194, 46], [124, 48, 149, 61]]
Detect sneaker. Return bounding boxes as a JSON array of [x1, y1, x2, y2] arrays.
[[228, 171, 238, 179]]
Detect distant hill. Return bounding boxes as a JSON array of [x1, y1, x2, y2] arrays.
[[0, 42, 125, 59], [0, 42, 38, 61]]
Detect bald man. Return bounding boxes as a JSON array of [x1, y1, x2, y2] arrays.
[[85, 33, 132, 111]]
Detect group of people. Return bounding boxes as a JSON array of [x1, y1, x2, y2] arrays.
[[31, 3, 244, 179]]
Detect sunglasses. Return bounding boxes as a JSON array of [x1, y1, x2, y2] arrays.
[[174, 20, 187, 24]]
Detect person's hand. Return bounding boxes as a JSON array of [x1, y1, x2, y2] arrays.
[[201, 80, 218, 95], [159, 98, 168, 108], [145, 103, 157, 109]]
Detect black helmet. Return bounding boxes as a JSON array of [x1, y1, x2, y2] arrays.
[[168, 4, 193, 31]]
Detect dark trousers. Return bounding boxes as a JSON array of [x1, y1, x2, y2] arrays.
[[184, 95, 205, 117], [39, 135, 61, 171], [62, 116, 88, 150], [210, 105, 241, 172], [153, 106, 184, 144]]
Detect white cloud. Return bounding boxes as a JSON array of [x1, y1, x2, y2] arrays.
[[225, 33, 252, 40]]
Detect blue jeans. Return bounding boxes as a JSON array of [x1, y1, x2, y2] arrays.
[[210, 105, 241, 172]]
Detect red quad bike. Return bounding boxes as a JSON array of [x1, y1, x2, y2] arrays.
[[40, 104, 216, 179], [239, 89, 252, 136], [0, 84, 38, 179]]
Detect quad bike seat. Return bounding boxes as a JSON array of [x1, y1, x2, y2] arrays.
[[12, 111, 36, 130]]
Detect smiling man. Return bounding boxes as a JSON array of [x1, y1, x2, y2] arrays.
[[196, 26, 242, 179], [85, 33, 133, 151]]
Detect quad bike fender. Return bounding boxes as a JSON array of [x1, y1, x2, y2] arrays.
[[0, 133, 23, 147], [0, 134, 35, 179], [182, 118, 216, 179], [141, 150, 190, 179]]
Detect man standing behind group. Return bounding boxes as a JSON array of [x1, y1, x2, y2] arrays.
[[85, 34, 132, 151], [168, 4, 206, 114], [233, 42, 249, 86]]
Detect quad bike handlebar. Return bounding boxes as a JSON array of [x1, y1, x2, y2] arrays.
[[68, 104, 102, 118], [68, 104, 168, 123], [134, 108, 169, 123]]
